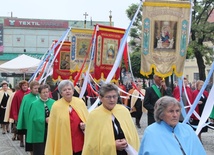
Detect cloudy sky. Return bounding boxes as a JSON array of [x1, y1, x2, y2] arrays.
[[0, 0, 140, 29]]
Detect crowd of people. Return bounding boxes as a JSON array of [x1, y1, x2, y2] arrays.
[[0, 75, 213, 155]]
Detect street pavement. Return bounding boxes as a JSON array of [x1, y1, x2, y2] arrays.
[[0, 113, 213, 155], [0, 129, 27, 155]]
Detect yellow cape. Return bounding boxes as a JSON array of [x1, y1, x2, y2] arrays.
[[82, 104, 140, 155], [45, 97, 89, 155], [131, 89, 147, 113]]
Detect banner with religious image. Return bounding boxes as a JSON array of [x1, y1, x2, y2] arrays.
[[93, 25, 126, 81], [70, 28, 93, 73], [52, 28, 93, 81], [52, 41, 76, 80], [140, 0, 191, 77]]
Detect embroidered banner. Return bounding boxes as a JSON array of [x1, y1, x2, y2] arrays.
[[52, 41, 75, 80], [93, 25, 126, 81], [52, 28, 93, 81], [70, 28, 93, 73], [140, 0, 191, 77]]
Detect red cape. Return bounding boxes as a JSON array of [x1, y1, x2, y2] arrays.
[[9, 89, 30, 121], [191, 89, 209, 120]]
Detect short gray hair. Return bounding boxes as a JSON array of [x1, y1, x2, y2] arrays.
[[154, 96, 181, 122], [99, 83, 118, 97], [58, 80, 74, 94]]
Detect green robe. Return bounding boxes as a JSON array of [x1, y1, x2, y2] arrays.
[[17, 92, 39, 130], [26, 98, 55, 143], [210, 107, 214, 119]]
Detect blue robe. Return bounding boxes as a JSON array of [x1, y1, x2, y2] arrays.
[[138, 121, 206, 155]]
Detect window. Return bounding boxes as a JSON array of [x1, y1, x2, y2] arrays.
[[193, 73, 199, 80]]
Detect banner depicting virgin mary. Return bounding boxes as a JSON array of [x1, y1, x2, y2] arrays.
[[52, 41, 74, 80], [140, 0, 191, 77]]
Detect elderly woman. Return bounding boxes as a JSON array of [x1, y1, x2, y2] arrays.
[[17, 80, 40, 153], [190, 80, 209, 142], [82, 83, 139, 155], [26, 84, 55, 155], [138, 96, 206, 155], [10, 80, 30, 147], [45, 80, 88, 155], [0, 81, 13, 134]]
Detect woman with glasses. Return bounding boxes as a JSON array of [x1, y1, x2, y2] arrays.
[[138, 96, 206, 155], [82, 83, 139, 155], [26, 84, 55, 155]]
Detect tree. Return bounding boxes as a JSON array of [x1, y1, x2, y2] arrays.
[[126, 3, 142, 53], [130, 51, 142, 78], [126, 0, 214, 81], [189, 0, 214, 80], [126, 3, 145, 79]]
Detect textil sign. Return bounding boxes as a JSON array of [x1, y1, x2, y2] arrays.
[[4, 19, 68, 29]]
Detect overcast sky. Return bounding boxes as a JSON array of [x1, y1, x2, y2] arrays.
[[0, 0, 140, 29]]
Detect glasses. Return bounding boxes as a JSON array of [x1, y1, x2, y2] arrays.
[[104, 95, 118, 100]]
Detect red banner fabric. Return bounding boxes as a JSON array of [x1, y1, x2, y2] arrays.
[[52, 41, 77, 80], [93, 25, 126, 81]]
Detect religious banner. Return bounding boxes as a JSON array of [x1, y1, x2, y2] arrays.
[[70, 28, 93, 74], [52, 41, 75, 80], [93, 25, 126, 81], [140, 0, 191, 77], [52, 28, 93, 81]]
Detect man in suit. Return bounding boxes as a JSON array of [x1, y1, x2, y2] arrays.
[[143, 75, 172, 125]]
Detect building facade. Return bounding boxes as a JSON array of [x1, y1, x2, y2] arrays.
[[0, 16, 112, 85]]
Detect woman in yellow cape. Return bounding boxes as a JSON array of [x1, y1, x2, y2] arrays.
[[45, 80, 88, 155], [82, 83, 139, 155]]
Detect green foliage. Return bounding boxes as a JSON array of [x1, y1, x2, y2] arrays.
[[126, 3, 142, 53], [130, 51, 143, 78], [189, 0, 213, 80]]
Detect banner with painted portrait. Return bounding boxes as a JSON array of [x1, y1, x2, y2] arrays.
[[93, 25, 126, 81], [52, 41, 75, 80], [70, 28, 93, 73], [140, 0, 191, 77]]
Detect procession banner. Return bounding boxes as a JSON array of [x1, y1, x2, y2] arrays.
[[93, 25, 126, 81], [70, 28, 93, 75], [52, 28, 93, 81], [52, 41, 74, 80], [140, 0, 191, 77]]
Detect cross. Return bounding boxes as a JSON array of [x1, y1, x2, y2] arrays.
[[83, 12, 88, 20], [109, 10, 112, 17]]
